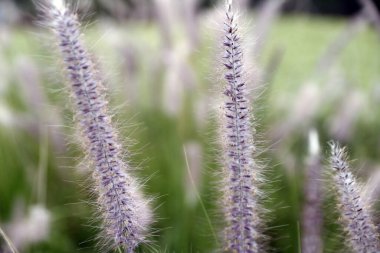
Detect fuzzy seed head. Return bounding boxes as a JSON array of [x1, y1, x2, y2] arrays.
[[220, 1, 263, 252], [301, 130, 323, 253], [329, 142, 380, 253], [40, 1, 152, 251]]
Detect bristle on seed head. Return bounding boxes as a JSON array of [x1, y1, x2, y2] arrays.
[[51, 0, 65, 11]]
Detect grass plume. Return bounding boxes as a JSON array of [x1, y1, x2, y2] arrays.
[[37, 0, 152, 251], [301, 130, 323, 253], [219, 1, 265, 252], [329, 141, 380, 252]]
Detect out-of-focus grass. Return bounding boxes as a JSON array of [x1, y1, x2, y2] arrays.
[[0, 13, 379, 253], [264, 16, 379, 89]]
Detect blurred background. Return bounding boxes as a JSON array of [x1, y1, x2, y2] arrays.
[[0, 0, 379, 252]]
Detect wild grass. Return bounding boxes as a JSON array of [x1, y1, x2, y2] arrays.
[[0, 4, 379, 252]]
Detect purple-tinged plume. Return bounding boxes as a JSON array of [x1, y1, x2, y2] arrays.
[[301, 130, 323, 253], [329, 142, 380, 252], [37, 0, 152, 251], [219, 1, 264, 252]]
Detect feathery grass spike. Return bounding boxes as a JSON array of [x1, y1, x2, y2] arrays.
[[221, 1, 263, 252], [39, 1, 152, 251], [329, 141, 380, 252], [301, 130, 323, 253]]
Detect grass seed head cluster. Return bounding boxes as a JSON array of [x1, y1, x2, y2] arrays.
[[329, 142, 380, 252], [38, 0, 153, 251], [219, 1, 265, 252], [11, 0, 378, 252]]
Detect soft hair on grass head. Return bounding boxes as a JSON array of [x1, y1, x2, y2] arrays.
[[218, 0, 265, 252], [37, 0, 153, 251], [329, 141, 380, 253]]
